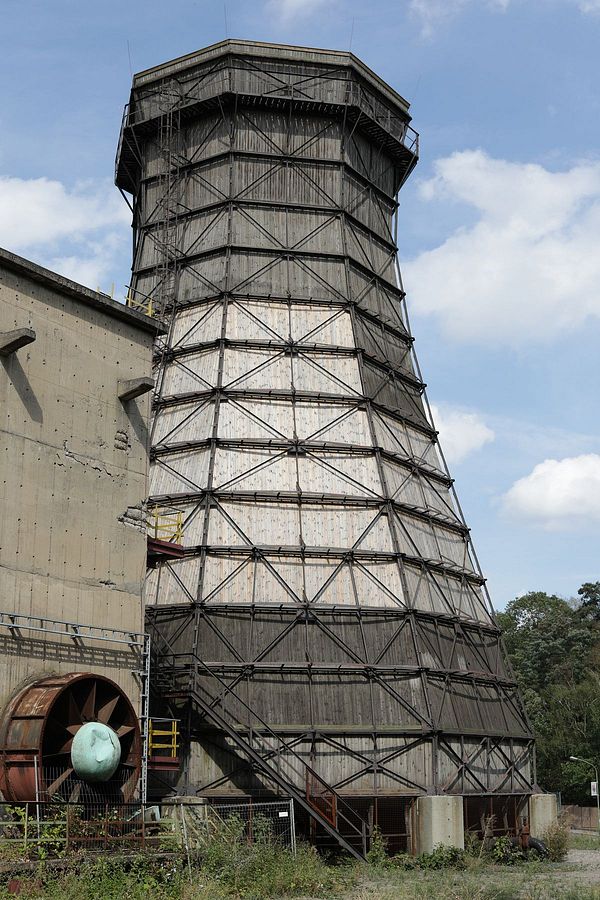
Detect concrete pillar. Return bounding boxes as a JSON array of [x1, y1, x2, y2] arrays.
[[529, 793, 558, 837], [416, 795, 464, 854]]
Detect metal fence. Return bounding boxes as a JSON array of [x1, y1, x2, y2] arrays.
[[0, 798, 295, 857], [206, 799, 296, 855]]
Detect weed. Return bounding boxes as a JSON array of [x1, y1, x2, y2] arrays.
[[541, 816, 570, 861], [365, 826, 389, 868]]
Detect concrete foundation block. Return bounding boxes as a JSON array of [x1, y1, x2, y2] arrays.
[[416, 795, 464, 854], [529, 793, 558, 838]]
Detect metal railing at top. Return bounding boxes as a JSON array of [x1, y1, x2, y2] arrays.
[[147, 506, 184, 544], [118, 65, 419, 158]]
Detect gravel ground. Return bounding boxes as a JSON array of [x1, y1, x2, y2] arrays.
[[564, 848, 600, 884]]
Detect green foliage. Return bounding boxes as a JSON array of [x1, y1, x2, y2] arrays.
[[577, 581, 600, 620], [487, 835, 524, 865], [414, 844, 466, 870], [366, 825, 389, 867], [384, 844, 466, 871], [497, 584, 600, 802], [497, 591, 594, 691]]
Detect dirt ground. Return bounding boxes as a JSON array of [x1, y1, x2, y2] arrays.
[[343, 846, 600, 900]]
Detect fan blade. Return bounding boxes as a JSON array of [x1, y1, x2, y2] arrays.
[[120, 766, 138, 800], [47, 767, 73, 797], [97, 695, 120, 725], [43, 744, 73, 759], [68, 692, 82, 726], [116, 725, 134, 738], [81, 682, 97, 722], [56, 737, 74, 754]]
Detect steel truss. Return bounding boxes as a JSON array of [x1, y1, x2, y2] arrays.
[[116, 41, 534, 856]]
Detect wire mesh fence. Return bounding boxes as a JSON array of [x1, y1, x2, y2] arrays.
[[204, 799, 296, 855], [0, 798, 295, 857]]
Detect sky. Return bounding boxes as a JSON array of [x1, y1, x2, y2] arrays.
[[1, 0, 599, 609]]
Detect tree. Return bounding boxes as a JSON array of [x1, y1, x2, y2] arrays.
[[577, 582, 600, 621], [497, 586, 600, 800], [497, 591, 594, 693]]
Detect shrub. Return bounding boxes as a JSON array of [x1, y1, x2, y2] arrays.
[[488, 835, 524, 865], [416, 844, 466, 870], [541, 816, 570, 862], [366, 826, 389, 868], [196, 812, 351, 898]]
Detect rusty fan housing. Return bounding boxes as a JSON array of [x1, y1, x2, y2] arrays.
[[0, 673, 141, 802]]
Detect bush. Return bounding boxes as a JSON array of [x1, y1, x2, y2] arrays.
[[386, 844, 466, 871], [541, 816, 570, 861], [366, 826, 389, 868], [488, 835, 524, 865], [416, 844, 466, 870]]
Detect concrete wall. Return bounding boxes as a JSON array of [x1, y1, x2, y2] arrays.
[[0, 257, 154, 714]]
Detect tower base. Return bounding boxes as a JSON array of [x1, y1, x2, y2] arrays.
[[529, 793, 558, 838], [416, 795, 465, 854]]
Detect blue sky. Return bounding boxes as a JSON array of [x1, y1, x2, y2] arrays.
[[1, 0, 599, 608]]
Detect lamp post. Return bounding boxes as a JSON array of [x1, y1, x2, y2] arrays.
[[570, 756, 600, 833]]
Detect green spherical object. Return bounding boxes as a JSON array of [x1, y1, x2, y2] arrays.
[[70, 722, 121, 782]]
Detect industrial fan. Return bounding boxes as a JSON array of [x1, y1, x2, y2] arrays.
[[0, 673, 141, 803]]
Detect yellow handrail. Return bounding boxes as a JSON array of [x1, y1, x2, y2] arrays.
[[147, 507, 184, 544], [125, 288, 154, 318], [149, 719, 179, 757]]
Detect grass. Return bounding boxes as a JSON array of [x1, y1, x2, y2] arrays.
[[570, 831, 600, 851], [2, 826, 600, 899]]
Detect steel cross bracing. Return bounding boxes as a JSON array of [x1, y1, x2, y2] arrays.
[[116, 42, 535, 854], [147, 612, 533, 805]]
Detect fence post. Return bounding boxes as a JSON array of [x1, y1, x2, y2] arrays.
[[23, 804, 28, 851], [289, 799, 296, 856]]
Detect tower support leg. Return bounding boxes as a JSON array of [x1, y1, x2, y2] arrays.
[[529, 793, 557, 837], [416, 795, 464, 854]]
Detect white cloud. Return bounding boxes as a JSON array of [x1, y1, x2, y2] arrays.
[[265, 0, 332, 23], [409, 0, 508, 36], [502, 454, 600, 529], [0, 175, 130, 291], [0, 176, 128, 249], [403, 150, 600, 345], [410, 0, 600, 34], [430, 403, 495, 464]]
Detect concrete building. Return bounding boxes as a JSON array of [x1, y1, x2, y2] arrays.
[[0, 247, 160, 804]]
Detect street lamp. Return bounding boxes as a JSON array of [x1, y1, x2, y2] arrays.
[[570, 756, 600, 833]]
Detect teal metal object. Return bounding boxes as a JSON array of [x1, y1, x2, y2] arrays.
[[71, 722, 121, 782]]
